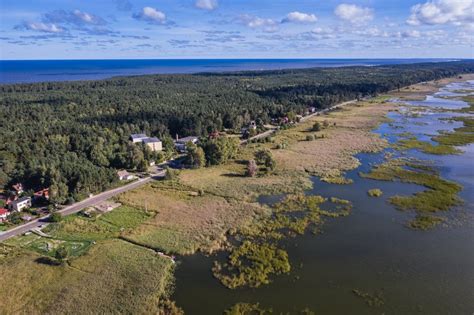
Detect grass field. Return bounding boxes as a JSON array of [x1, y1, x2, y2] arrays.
[[0, 239, 176, 314], [118, 182, 268, 254]]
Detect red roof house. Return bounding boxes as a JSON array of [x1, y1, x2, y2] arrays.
[[0, 208, 9, 222]]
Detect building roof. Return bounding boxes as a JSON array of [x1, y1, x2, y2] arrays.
[[117, 170, 131, 177], [143, 137, 161, 143], [11, 196, 31, 205], [130, 134, 148, 141], [0, 208, 9, 215], [176, 136, 199, 144]]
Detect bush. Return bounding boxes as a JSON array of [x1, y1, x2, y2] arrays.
[[312, 122, 321, 132], [164, 166, 179, 180], [306, 134, 315, 141], [49, 212, 63, 222]]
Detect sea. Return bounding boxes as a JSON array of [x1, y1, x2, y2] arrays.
[[0, 58, 458, 84]]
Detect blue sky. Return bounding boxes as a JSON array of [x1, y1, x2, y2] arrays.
[[1, 0, 472, 59]]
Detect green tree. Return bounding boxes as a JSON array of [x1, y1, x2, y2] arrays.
[[255, 149, 272, 165], [185, 143, 206, 169], [161, 134, 176, 153], [7, 212, 22, 224], [312, 122, 321, 132], [202, 137, 240, 165], [49, 181, 69, 205], [55, 246, 69, 264]]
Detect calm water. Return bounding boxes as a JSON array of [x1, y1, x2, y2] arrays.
[[0, 59, 452, 84], [172, 81, 474, 314]]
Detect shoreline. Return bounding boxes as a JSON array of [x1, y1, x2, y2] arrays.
[[1, 74, 473, 314], [0, 58, 467, 85]]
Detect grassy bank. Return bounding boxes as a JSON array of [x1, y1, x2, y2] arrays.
[[360, 158, 462, 229]]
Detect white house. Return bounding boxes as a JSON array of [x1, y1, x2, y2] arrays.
[[130, 134, 163, 152], [9, 196, 32, 212], [117, 170, 136, 181]]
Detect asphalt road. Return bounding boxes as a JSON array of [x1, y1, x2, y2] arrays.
[[0, 171, 164, 242]]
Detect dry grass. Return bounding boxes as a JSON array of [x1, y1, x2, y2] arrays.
[[179, 164, 312, 201], [118, 183, 269, 254], [269, 102, 395, 179]]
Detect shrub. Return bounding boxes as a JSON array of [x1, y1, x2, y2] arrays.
[[367, 188, 383, 197], [306, 134, 315, 141], [49, 212, 63, 222], [164, 166, 179, 180], [312, 122, 321, 132]]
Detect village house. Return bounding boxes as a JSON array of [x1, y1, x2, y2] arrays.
[[33, 188, 49, 201], [143, 137, 163, 152], [0, 208, 9, 222], [9, 196, 32, 212], [117, 170, 136, 181], [174, 136, 199, 153], [12, 183, 24, 195], [130, 134, 163, 152]]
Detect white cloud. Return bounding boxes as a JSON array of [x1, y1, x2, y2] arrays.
[[407, 0, 473, 26], [399, 30, 422, 38], [133, 7, 166, 24], [72, 10, 101, 24], [283, 11, 317, 23], [334, 4, 374, 24], [195, 0, 218, 10], [22, 22, 64, 33], [353, 27, 389, 37], [239, 14, 278, 32]]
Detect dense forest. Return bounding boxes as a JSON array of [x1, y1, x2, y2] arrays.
[[1, 61, 473, 203]]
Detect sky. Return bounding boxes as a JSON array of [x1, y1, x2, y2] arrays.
[[0, 0, 473, 59]]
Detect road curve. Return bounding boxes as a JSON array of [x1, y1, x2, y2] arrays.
[[0, 172, 164, 242]]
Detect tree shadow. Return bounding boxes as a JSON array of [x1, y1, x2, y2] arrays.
[[221, 173, 246, 178], [35, 256, 60, 266]]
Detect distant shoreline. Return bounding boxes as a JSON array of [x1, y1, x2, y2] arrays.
[[0, 58, 463, 85]]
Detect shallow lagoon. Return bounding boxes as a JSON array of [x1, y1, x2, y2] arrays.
[[173, 81, 474, 314]]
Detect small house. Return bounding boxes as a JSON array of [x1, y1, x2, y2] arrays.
[[0, 208, 9, 222], [9, 196, 32, 212], [175, 136, 199, 153], [33, 188, 49, 201], [117, 170, 136, 181]]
